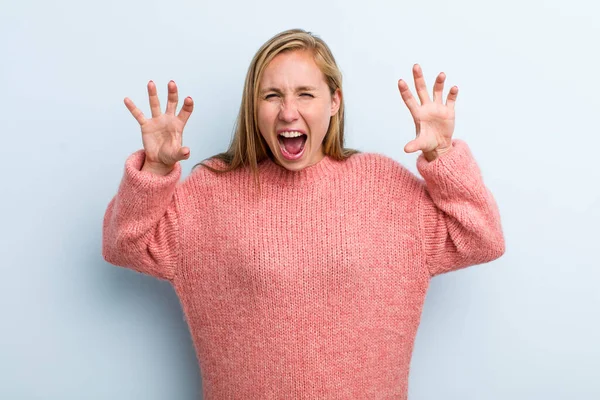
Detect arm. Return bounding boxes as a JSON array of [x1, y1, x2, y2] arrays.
[[103, 79, 194, 280], [102, 150, 182, 281], [395, 64, 504, 275], [416, 140, 505, 276]]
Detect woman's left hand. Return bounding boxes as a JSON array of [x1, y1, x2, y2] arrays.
[[398, 64, 458, 162]]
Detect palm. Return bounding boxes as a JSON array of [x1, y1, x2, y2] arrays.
[[140, 113, 187, 165], [398, 64, 458, 160], [124, 80, 194, 167], [413, 102, 455, 152]]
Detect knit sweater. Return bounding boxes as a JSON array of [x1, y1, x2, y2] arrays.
[[102, 139, 505, 399]]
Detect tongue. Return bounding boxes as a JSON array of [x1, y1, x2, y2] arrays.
[[282, 136, 305, 155]]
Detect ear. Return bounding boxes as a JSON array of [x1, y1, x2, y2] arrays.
[[330, 88, 341, 116]]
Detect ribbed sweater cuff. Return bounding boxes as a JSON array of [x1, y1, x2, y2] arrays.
[[124, 149, 181, 190], [416, 139, 483, 201], [118, 150, 181, 230]]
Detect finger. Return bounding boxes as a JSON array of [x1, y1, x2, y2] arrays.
[[413, 64, 431, 104], [398, 79, 420, 116], [446, 86, 459, 110], [147, 80, 162, 118], [404, 136, 433, 154], [404, 138, 423, 154], [432, 72, 446, 103], [177, 96, 194, 124], [124, 97, 146, 125], [165, 80, 179, 115], [177, 146, 191, 161]]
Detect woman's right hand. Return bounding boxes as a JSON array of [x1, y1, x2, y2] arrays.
[[124, 80, 194, 175]]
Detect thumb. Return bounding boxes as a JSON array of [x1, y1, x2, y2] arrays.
[[404, 139, 422, 154], [177, 146, 191, 161]]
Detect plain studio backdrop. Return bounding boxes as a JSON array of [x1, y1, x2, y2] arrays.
[[1, 0, 598, 398]]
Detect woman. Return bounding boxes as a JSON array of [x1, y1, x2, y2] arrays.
[[103, 28, 505, 399]]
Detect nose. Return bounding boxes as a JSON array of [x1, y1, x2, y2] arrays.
[[278, 97, 299, 122]]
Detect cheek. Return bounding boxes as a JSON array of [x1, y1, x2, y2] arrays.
[[257, 107, 273, 137], [308, 103, 333, 132]]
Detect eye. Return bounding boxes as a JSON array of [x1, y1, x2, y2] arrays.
[[300, 93, 314, 98], [265, 94, 279, 99]]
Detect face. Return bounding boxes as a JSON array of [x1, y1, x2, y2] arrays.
[[257, 50, 341, 171]]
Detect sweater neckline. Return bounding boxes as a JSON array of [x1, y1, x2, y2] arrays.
[[257, 154, 340, 186]]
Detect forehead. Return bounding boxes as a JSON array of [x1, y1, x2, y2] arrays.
[[259, 50, 327, 89]]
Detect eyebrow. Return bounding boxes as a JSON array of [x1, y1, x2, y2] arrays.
[[259, 86, 318, 95]]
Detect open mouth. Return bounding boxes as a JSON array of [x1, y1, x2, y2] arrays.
[[277, 131, 307, 160]]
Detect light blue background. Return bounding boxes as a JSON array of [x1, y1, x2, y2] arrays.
[[1, 0, 599, 398]]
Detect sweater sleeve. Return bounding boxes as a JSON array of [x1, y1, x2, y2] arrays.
[[416, 139, 505, 277], [102, 150, 181, 282]]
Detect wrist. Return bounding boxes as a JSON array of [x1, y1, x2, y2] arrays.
[[423, 145, 453, 162], [141, 159, 175, 176]]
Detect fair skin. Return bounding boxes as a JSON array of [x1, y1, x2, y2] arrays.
[[257, 50, 341, 171], [399, 64, 459, 162], [124, 80, 194, 175], [123, 57, 457, 175]]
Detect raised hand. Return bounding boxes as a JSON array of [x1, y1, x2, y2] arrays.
[[398, 64, 458, 162], [124, 80, 194, 174]]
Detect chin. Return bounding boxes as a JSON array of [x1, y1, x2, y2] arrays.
[[274, 154, 309, 171]]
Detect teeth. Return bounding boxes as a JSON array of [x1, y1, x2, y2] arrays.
[[278, 131, 304, 138]]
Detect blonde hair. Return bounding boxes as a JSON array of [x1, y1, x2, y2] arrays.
[[194, 28, 359, 186]]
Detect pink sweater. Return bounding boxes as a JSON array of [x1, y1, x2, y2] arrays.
[[102, 139, 504, 399]]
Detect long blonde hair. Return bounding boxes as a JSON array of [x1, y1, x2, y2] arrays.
[[194, 29, 359, 186]]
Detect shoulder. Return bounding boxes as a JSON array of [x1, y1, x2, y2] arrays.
[[175, 157, 240, 196], [189, 157, 231, 179], [345, 152, 417, 182], [342, 152, 427, 205]]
